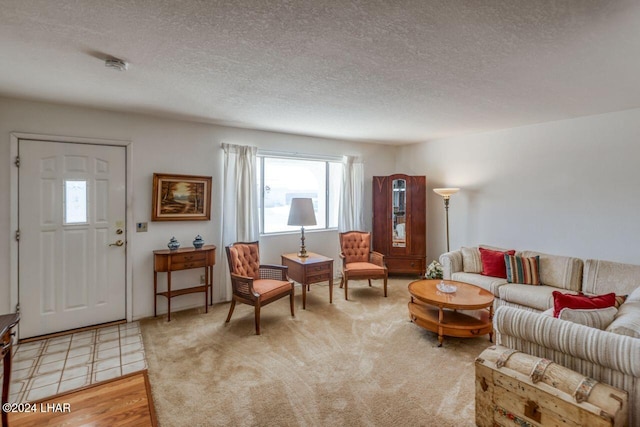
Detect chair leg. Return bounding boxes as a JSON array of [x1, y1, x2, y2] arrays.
[[254, 303, 261, 335], [339, 276, 344, 288], [368, 279, 372, 287], [290, 290, 295, 317], [225, 299, 236, 323], [383, 276, 388, 297], [344, 278, 349, 300]]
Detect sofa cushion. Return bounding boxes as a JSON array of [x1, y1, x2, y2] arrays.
[[505, 255, 541, 285], [480, 247, 515, 278], [552, 291, 616, 317], [606, 301, 640, 338], [461, 247, 482, 273], [583, 259, 640, 296], [451, 272, 507, 296], [519, 251, 583, 291], [558, 307, 618, 330], [627, 286, 640, 303], [499, 284, 571, 311]]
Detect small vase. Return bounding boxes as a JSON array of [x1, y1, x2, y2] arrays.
[[167, 237, 180, 251], [193, 235, 204, 249]]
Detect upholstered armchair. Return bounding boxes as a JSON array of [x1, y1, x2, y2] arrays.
[[339, 231, 388, 300], [225, 241, 295, 335]]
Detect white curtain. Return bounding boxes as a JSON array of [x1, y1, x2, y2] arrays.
[[220, 143, 259, 300], [338, 155, 364, 232]]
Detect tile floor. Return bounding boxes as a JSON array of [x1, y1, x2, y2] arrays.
[[2, 322, 147, 403]]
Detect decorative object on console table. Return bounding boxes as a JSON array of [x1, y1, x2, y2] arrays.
[[287, 198, 317, 258], [192, 235, 204, 249], [153, 245, 216, 321], [1, 312, 20, 427], [372, 174, 426, 275], [167, 236, 180, 250], [433, 187, 460, 252], [281, 252, 333, 309], [152, 173, 212, 221]]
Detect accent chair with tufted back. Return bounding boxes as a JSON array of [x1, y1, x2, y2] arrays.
[[225, 241, 295, 334], [339, 231, 388, 300]]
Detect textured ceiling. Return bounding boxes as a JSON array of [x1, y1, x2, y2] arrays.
[[1, 0, 640, 144]]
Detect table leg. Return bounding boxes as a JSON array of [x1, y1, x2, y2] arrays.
[[153, 271, 158, 317], [2, 336, 11, 427], [209, 266, 214, 306], [302, 281, 307, 310], [437, 307, 444, 347], [329, 270, 333, 304], [167, 271, 172, 322], [204, 267, 209, 314]]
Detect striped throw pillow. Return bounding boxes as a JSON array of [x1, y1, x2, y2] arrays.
[[505, 255, 541, 285], [461, 246, 482, 273]]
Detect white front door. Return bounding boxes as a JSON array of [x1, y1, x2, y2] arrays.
[[18, 139, 127, 339]]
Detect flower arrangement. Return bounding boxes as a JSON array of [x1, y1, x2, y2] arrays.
[[426, 260, 443, 279]]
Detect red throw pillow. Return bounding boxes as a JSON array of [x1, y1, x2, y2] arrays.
[[479, 247, 515, 278], [552, 291, 616, 318]]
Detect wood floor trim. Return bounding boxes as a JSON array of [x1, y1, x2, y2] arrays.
[[9, 370, 157, 427]]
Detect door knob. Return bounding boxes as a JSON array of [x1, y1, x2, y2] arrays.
[[109, 240, 124, 247]]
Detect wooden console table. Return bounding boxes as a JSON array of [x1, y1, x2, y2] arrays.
[[154, 245, 216, 321], [281, 252, 333, 309], [1, 312, 20, 427]]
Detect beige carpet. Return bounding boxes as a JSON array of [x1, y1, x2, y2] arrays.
[[140, 278, 492, 427]]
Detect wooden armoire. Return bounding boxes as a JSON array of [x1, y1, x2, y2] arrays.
[[372, 174, 426, 276]]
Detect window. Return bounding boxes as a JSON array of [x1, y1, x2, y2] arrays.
[[64, 180, 88, 224], [258, 154, 341, 234]]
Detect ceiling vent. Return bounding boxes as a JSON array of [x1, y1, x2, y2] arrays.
[[105, 57, 128, 71]]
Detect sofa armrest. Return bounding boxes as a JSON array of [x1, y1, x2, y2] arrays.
[[439, 250, 463, 279], [494, 306, 640, 377]]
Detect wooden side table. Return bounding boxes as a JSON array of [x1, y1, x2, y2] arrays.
[[154, 245, 216, 321], [281, 252, 333, 309], [1, 312, 19, 427]]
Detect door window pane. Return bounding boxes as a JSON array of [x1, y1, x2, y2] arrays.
[[64, 180, 87, 224]]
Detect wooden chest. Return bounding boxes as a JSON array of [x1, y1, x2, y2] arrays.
[[475, 345, 628, 427]]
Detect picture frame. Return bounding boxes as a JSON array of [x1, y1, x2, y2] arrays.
[[152, 173, 212, 221]]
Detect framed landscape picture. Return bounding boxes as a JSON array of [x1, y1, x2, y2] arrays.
[[152, 173, 212, 221]]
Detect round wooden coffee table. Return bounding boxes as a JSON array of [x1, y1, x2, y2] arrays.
[[408, 279, 494, 347]]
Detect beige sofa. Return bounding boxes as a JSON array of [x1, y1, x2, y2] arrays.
[[440, 246, 640, 426]]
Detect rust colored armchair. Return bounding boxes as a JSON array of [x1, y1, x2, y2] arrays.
[[225, 241, 295, 334], [339, 231, 388, 300]]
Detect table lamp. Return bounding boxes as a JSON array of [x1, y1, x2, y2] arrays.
[[287, 198, 317, 257]]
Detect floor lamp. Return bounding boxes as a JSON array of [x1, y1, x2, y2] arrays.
[[433, 188, 460, 252], [287, 198, 317, 257]]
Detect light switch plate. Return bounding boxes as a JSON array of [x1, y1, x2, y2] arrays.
[[136, 222, 148, 232]]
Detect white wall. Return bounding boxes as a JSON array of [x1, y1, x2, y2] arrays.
[[397, 108, 640, 265], [0, 97, 398, 317]]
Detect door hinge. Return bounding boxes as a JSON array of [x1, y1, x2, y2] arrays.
[[14, 156, 20, 167], [15, 229, 20, 241]]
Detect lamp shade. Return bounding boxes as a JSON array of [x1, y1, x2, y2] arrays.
[[287, 198, 317, 226], [433, 188, 460, 198]]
